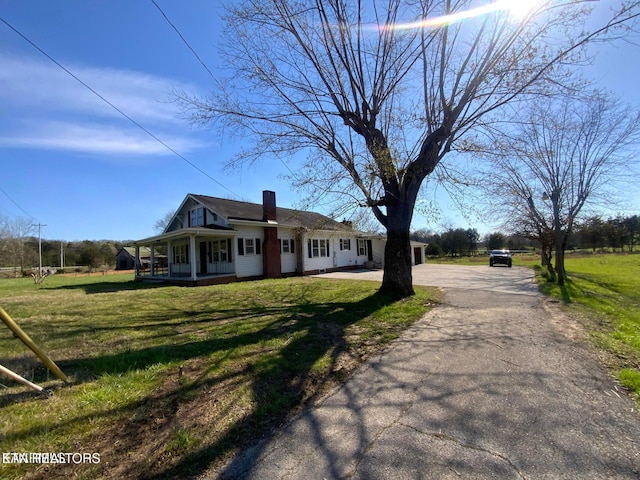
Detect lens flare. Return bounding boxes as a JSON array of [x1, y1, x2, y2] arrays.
[[377, 0, 540, 31]]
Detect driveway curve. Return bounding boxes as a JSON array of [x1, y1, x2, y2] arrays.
[[217, 264, 640, 479]]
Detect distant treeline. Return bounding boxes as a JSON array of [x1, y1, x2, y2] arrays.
[[411, 214, 639, 257], [570, 215, 639, 252], [0, 238, 129, 271], [410, 228, 531, 257]]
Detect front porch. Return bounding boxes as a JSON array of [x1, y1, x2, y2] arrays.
[[133, 229, 237, 285]]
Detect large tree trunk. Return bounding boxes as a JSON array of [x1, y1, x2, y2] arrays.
[[379, 203, 415, 299], [555, 233, 568, 286], [539, 241, 556, 281], [555, 247, 566, 286]]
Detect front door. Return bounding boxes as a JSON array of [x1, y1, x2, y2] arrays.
[[199, 241, 207, 274]]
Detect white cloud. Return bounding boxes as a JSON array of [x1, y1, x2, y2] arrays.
[[0, 120, 205, 157], [0, 53, 206, 157]]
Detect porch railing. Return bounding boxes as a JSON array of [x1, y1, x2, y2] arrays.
[[203, 262, 235, 276], [137, 262, 235, 278]]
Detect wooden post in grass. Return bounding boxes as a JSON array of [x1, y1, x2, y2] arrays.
[[0, 306, 69, 383], [0, 364, 48, 394]]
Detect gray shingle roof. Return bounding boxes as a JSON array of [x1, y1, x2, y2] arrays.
[[191, 194, 351, 231]]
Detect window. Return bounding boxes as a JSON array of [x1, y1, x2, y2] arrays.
[[173, 244, 188, 264], [219, 241, 228, 262], [210, 240, 229, 262], [340, 239, 351, 251], [308, 238, 330, 258], [238, 238, 262, 256], [190, 206, 204, 227], [357, 239, 367, 256], [281, 238, 295, 254], [245, 238, 255, 255], [319, 239, 328, 257]]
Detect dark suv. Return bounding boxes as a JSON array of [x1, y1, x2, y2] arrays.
[[489, 249, 512, 267]]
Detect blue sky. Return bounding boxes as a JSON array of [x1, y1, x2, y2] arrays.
[[0, 1, 638, 241]]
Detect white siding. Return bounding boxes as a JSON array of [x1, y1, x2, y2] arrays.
[[233, 225, 263, 278], [303, 235, 334, 271], [334, 237, 359, 268], [302, 233, 370, 271]]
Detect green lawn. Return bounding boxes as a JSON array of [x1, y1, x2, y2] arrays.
[[0, 274, 439, 480]]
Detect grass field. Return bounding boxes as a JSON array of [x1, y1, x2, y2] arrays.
[[0, 274, 438, 480]]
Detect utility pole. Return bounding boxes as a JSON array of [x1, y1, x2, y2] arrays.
[[60, 241, 64, 270], [31, 223, 47, 274]]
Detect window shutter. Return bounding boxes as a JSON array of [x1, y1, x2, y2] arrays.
[[228, 239, 233, 262], [256, 238, 262, 255], [326, 239, 330, 256], [238, 238, 244, 256], [278, 239, 282, 252], [291, 239, 295, 253], [308, 239, 312, 258]]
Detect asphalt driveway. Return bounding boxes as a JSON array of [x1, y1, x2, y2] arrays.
[[216, 264, 640, 479]]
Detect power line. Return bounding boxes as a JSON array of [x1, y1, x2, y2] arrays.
[[150, 0, 217, 83], [0, 15, 240, 200], [151, 4, 350, 221], [148, 3, 338, 216], [0, 184, 34, 220]]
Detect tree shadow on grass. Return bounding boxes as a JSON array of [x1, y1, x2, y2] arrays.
[[557, 274, 619, 305], [143, 294, 392, 480], [9, 290, 400, 480], [52, 279, 167, 294]]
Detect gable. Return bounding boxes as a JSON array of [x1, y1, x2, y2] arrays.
[[165, 195, 228, 233]]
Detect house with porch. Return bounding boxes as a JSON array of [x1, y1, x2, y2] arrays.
[[132, 190, 425, 286]]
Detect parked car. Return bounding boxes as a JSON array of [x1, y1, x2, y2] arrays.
[[489, 249, 512, 267]]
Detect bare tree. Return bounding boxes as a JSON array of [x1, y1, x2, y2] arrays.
[[0, 214, 8, 267], [180, 0, 639, 297], [475, 92, 640, 285], [154, 210, 176, 233], [0, 216, 36, 273]]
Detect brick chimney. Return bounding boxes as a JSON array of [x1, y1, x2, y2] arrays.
[[263, 190, 277, 222], [262, 190, 281, 278]]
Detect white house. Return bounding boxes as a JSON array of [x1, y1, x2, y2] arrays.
[[132, 191, 425, 286]]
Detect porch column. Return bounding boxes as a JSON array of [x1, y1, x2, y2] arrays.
[[134, 245, 140, 276], [150, 244, 156, 276], [190, 235, 197, 281], [167, 240, 172, 277]]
